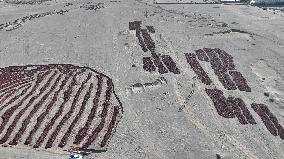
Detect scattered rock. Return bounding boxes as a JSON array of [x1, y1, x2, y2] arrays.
[[178, 105, 185, 112], [80, 2, 104, 11], [0, 9, 69, 31], [216, 153, 221, 159], [264, 92, 270, 97], [2, 144, 8, 147], [4, 0, 51, 5]]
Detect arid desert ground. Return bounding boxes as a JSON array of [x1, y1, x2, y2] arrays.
[[0, 0, 284, 158]]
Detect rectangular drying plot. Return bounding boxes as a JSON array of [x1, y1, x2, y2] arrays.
[[185, 53, 212, 85]]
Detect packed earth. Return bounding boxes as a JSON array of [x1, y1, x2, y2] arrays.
[[0, 0, 283, 158]]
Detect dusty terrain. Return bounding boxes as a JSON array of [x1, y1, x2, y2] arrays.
[[0, 0, 284, 158]]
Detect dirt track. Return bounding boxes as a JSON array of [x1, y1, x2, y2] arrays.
[[0, 0, 284, 158]]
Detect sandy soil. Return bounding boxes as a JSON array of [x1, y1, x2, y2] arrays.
[[0, 0, 283, 158]]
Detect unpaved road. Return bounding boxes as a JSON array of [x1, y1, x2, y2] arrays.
[[0, 0, 284, 158]]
